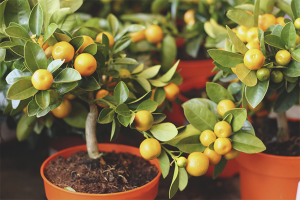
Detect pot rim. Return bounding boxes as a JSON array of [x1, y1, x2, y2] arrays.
[[40, 143, 162, 197], [256, 152, 300, 159]]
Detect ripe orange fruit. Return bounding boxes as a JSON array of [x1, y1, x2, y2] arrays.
[[217, 99, 235, 117], [246, 41, 260, 50], [78, 35, 95, 53], [38, 36, 49, 50], [52, 99, 72, 118], [296, 34, 300, 46], [134, 110, 154, 131], [186, 152, 209, 176], [236, 26, 249, 43], [130, 29, 146, 43], [164, 82, 180, 102], [44, 46, 53, 59], [259, 14, 276, 31], [214, 121, 232, 138], [52, 41, 75, 63], [184, 9, 195, 25], [224, 149, 240, 160], [203, 148, 222, 165], [214, 138, 232, 155], [244, 49, 265, 70], [64, 94, 76, 100], [31, 69, 53, 90], [248, 101, 264, 112], [177, 157, 187, 167], [275, 50, 291, 66], [276, 17, 285, 26], [139, 138, 161, 160], [74, 53, 97, 76], [200, 130, 217, 146], [294, 18, 300, 29], [246, 27, 258, 43], [96, 32, 114, 48], [144, 25, 163, 44], [95, 89, 110, 108]]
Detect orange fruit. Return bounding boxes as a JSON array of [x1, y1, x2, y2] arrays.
[[52, 41, 75, 63], [177, 157, 187, 167], [275, 50, 291, 66], [144, 25, 163, 44], [164, 82, 180, 102], [248, 101, 264, 112], [217, 99, 235, 117], [52, 99, 72, 118], [44, 46, 53, 59], [95, 89, 110, 108], [38, 36, 49, 50], [246, 27, 258, 43], [276, 17, 285, 26], [244, 49, 265, 70], [259, 14, 276, 31], [236, 26, 249, 43], [294, 18, 300, 29], [184, 9, 195, 25], [130, 29, 146, 43], [296, 34, 300, 46], [214, 138, 232, 155], [203, 148, 222, 165], [78, 35, 95, 53], [134, 110, 154, 131], [200, 130, 217, 146], [74, 53, 97, 76], [214, 121, 232, 138], [186, 152, 209, 176], [96, 32, 114, 48], [31, 69, 53, 90], [64, 94, 76, 100], [139, 138, 161, 160], [246, 41, 260, 50], [224, 149, 240, 160]]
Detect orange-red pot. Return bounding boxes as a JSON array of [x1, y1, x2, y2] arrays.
[[41, 143, 161, 200], [205, 158, 239, 178], [237, 152, 300, 199]]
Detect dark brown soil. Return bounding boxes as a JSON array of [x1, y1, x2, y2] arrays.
[[44, 151, 159, 194], [252, 116, 300, 156]]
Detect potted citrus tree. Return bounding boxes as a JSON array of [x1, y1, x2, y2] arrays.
[[207, 0, 300, 199]]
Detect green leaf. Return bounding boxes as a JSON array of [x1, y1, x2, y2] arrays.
[[4, 0, 30, 30], [213, 157, 227, 179], [153, 113, 166, 124], [54, 32, 72, 42], [182, 98, 221, 119], [226, 26, 248, 54], [78, 76, 100, 91], [157, 60, 179, 83], [117, 114, 132, 127], [57, 82, 78, 94], [150, 122, 178, 142], [153, 87, 166, 106], [183, 103, 218, 132], [7, 79, 38, 100], [136, 100, 158, 113], [236, 63, 257, 87], [185, 34, 204, 58], [10, 45, 24, 57], [226, 10, 254, 28], [10, 98, 31, 116], [161, 34, 177, 72], [115, 104, 131, 117], [110, 119, 121, 141], [113, 37, 130, 54], [253, 0, 260, 27], [223, 113, 233, 124], [274, 89, 298, 113], [169, 165, 179, 199], [43, 23, 58, 45], [264, 35, 285, 50], [137, 65, 161, 79], [176, 135, 206, 153], [149, 79, 168, 87], [228, 83, 242, 95], [47, 59, 64, 74], [258, 28, 266, 55], [206, 82, 235, 104], [69, 36, 84, 53], [291, 49, 300, 63], [5, 69, 31, 84], [281, 22, 296, 49], [27, 99, 42, 116], [38, 0, 60, 30], [275, 1, 294, 21], [16, 115, 34, 141], [158, 149, 170, 179], [29, 4, 43, 37], [207, 49, 244, 69], [107, 14, 118, 37], [134, 78, 151, 92], [60, 0, 83, 12], [49, 8, 76, 33], [5, 26, 31, 41], [224, 108, 247, 132], [63, 101, 88, 128], [114, 81, 129, 104], [231, 132, 266, 153], [151, 0, 169, 13], [35, 90, 50, 110], [64, 187, 76, 192], [82, 43, 97, 55], [236, 120, 255, 135], [245, 80, 269, 108], [0, 0, 7, 27], [24, 41, 47, 72], [178, 167, 188, 191], [283, 60, 300, 77], [98, 108, 115, 124], [113, 58, 138, 65], [0, 41, 16, 49], [291, 0, 300, 19], [53, 68, 81, 83], [131, 63, 144, 74]]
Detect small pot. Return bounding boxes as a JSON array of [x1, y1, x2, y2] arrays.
[[237, 152, 300, 199], [41, 143, 161, 200]]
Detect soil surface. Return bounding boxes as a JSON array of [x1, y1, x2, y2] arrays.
[[44, 151, 159, 194], [252, 116, 300, 156]]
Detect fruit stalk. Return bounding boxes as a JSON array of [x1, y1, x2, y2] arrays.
[[277, 111, 290, 142], [86, 92, 100, 159]]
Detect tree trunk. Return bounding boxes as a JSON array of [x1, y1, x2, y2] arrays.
[[86, 92, 100, 159], [277, 112, 290, 142]]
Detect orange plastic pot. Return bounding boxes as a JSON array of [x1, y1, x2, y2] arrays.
[[237, 152, 300, 199], [205, 158, 239, 178], [41, 143, 161, 200], [177, 59, 216, 80]]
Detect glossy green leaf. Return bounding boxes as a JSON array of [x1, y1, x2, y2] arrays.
[[245, 80, 269, 108], [223, 113, 233, 124], [38, 0, 60, 30], [151, 0, 168, 13], [107, 14, 118, 36], [110, 119, 121, 141], [149, 79, 168, 87], [183, 98, 221, 119], [5, 69, 31, 84], [136, 100, 158, 113], [16, 115, 34, 141], [115, 104, 131, 117], [127, 92, 151, 110], [98, 108, 115, 124], [114, 58, 138, 65], [264, 35, 285, 49], [206, 82, 235, 104], [10, 45, 24, 57], [153, 87, 166, 106], [208, 49, 244, 69], [226, 26, 248, 54], [167, 125, 199, 146], [137, 65, 161, 79], [131, 63, 144, 74], [37, 106, 51, 118], [291, 0, 300, 19], [57, 82, 78, 94], [43, 23, 58, 45], [54, 32, 71, 42], [49, 8, 76, 33], [185, 34, 204, 58], [11, 100, 20, 109], [228, 83, 242, 95], [63, 101, 88, 128], [231, 132, 266, 153], [157, 60, 179, 83], [213, 157, 227, 179], [27, 99, 42, 116], [10, 98, 31, 116], [5, 26, 31, 41], [169, 165, 179, 199], [4, 0, 30, 30], [178, 167, 188, 191], [152, 113, 166, 124], [183, 103, 218, 132], [53, 68, 81, 83], [223, 108, 247, 132], [281, 22, 296, 49], [158, 149, 170, 179], [82, 43, 97, 55], [150, 122, 178, 142], [35, 90, 50, 110], [161, 34, 176, 72], [226, 10, 254, 28], [291, 49, 300, 63], [78, 76, 100, 91], [176, 134, 205, 153], [274, 89, 298, 113], [0, 41, 16, 49], [275, 1, 294, 21], [258, 28, 266, 55], [113, 37, 131, 54], [0, 0, 7, 27], [117, 114, 132, 127], [236, 120, 255, 135], [285, 80, 297, 93], [5, 49, 20, 62], [69, 36, 84, 53], [47, 59, 64, 74], [114, 81, 129, 105], [7, 79, 38, 100], [283, 60, 300, 77], [253, 0, 260, 27], [29, 4, 43, 37], [134, 78, 151, 92], [236, 63, 257, 87], [24, 41, 47, 72], [60, 0, 82, 12]]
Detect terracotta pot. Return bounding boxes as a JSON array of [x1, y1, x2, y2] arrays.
[[41, 143, 161, 200], [237, 152, 300, 199], [205, 158, 239, 178], [177, 59, 216, 80]]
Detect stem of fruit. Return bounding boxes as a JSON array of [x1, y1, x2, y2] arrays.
[[276, 111, 290, 142], [86, 92, 101, 159]]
